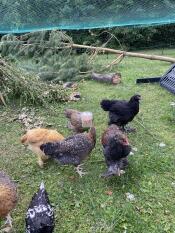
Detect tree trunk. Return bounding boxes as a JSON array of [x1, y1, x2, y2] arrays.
[[91, 72, 121, 84], [66, 43, 175, 63]]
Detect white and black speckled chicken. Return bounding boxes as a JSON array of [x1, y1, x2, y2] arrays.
[[0, 171, 17, 232], [25, 182, 55, 233], [40, 127, 96, 177], [100, 94, 141, 132], [101, 125, 132, 177]]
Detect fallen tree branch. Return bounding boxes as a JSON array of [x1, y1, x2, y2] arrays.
[[65, 43, 175, 63], [106, 54, 125, 69]]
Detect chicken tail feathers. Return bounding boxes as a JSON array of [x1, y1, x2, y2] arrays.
[[21, 134, 28, 144], [64, 109, 77, 118], [88, 127, 96, 145], [100, 100, 113, 111]]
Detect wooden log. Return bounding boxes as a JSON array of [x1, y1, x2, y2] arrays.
[[64, 43, 175, 63], [91, 72, 121, 85]]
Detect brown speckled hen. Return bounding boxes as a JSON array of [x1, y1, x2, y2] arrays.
[[21, 128, 64, 168], [0, 171, 17, 232], [40, 127, 96, 177], [101, 124, 131, 177], [64, 109, 93, 133]]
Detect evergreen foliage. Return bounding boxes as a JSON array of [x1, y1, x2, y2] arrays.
[[0, 59, 70, 105], [0, 31, 92, 82]]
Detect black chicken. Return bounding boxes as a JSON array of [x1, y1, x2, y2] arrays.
[[26, 182, 55, 233], [100, 94, 141, 131], [101, 124, 132, 177]]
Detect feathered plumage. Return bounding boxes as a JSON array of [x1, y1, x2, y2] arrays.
[[26, 182, 54, 233], [100, 94, 141, 130], [0, 171, 17, 231], [40, 127, 96, 176], [64, 109, 93, 133], [101, 125, 131, 177], [21, 128, 64, 167]]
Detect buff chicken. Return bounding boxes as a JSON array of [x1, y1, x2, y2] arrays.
[[21, 128, 64, 168], [0, 171, 17, 232]]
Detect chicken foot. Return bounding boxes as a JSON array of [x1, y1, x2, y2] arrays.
[[101, 159, 128, 178], [122, 125, 136, 133], [0, 214, 12, 233], [101, 169, 125, 178], [56, 156, 87, 177], [75, 164, 87, 177]]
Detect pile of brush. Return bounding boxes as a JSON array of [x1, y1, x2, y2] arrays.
[[0, 59, 71, 105]]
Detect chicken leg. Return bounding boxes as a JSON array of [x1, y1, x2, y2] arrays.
[[57, 156, 86, 177], [122, 125, 136, 133], [0, 214, 12, 233], [75, 164, 87, 177]]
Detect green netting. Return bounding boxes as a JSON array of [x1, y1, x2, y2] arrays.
[[1, 0, 175, 33]]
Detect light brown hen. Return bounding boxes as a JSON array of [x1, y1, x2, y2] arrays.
[[21, 128, 64, 167], [0, 171, 17, 232]]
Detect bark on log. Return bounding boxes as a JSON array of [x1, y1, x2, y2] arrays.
[[91, 72, 121, 84], [65, 43, 175, 63]]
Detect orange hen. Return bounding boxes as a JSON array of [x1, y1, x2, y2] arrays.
[[21, 128, 64, 167], [0, 171, 17, 232]]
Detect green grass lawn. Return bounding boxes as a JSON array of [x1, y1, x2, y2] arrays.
[[1, 50, 175, 232]]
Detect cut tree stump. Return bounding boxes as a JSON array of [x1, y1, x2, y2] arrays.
[[91, 72, 121, 85]]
